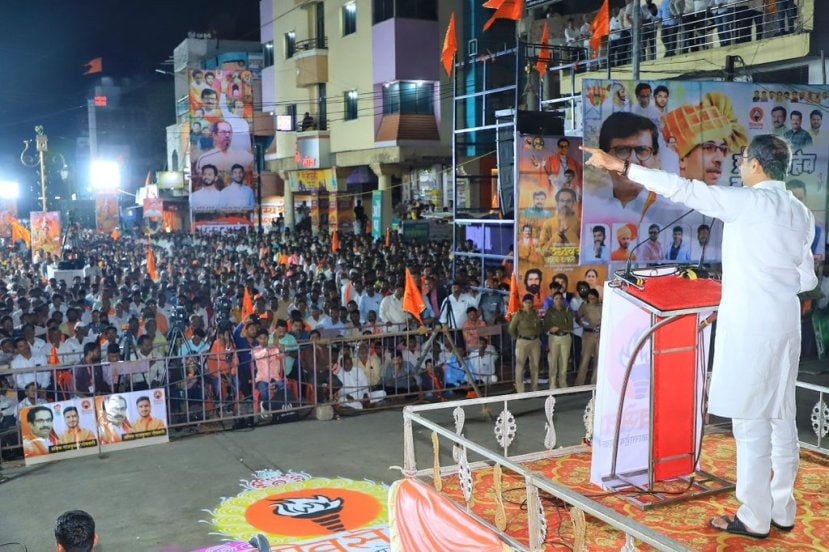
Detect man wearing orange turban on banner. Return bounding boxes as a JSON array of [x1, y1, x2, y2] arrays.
[[611, 224, 637, 261], [662, 92, 749, 187]]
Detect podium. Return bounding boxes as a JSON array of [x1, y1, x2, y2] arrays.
[[589, 271, 735, 509]]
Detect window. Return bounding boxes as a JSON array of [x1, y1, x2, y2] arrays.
[[343, 2, 357, 36], [382, 81, 434, 115], [345, 90, 359, 120], [287, 104, 297, 131], [285, 31, 296, 59], [263, 41, 274, 67], [373, 0, 393, 24], [397, 0, 437, 20]]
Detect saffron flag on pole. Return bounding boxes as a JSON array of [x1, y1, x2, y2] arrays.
[[506, 272, 520, 321], [147, 245, 158, 282], [11, 219, 31, 247], [385, 227, 391, 249], [483, 0, 524, 32], [442, 12, 458, 77], [242, 288, 255, 320], [403, 268, 427, 326], [589, 0, 610, 57], [331, 230, 340, 253], [536, 22, 551, 80], [84, 57, 103, 75]]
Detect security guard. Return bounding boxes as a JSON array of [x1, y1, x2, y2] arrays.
[[508, 294, 543, 392]]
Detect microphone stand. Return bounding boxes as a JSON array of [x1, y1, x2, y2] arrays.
[[615, 209, 696, 289]]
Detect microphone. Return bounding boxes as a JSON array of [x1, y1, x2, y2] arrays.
[[616, 208, 696, 289]]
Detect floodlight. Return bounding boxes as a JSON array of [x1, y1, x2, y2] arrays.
[[90, 160, 121, 190], [0, 181, 20, 199]]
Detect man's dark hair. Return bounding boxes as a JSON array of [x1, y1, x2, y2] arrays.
[[790, 110, 803, 120], [201, 88, 217, 101], [524, 268, 543, 287], [55, 510, 96, 552], [697, 224, 711, 233], [771, 105, 787, 118], [136, 396, 150, 405], [555, 188, 577, 203], [64, 406, 78, 416], [231, 164, 245, 172], [810, 109, 822, 120], [201, 164, 218, 177], [592, 225, 606, 238], [672, 226, 683, 233], [599, 112, 659, 156], [557, 137, 570, 147], [786, 179, 806, 193], [654, 85, 669, 97], [747, 135, 792, 181], [83, 341, 99, 358], [27, 405, 52, 424], [634, 82, 652, 97]]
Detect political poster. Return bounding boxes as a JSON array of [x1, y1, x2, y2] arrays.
[[20, 398, 98, 466], [95, 388, 169, 453], [30, 211, 61, 263], [189, 69, 256, 231], [580, 80, 829, 269], [0, 198, 15, 238], [95, 193, 119, 234]]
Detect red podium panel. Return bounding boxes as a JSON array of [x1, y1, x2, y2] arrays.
[[591, 275, 729, 507]]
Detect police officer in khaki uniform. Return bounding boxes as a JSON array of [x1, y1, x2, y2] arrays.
[[575, 288, 602, 385], [508, 294, 543, 392]]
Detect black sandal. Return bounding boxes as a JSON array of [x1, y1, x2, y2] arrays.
[[709, 515, 769, 539], [771, 520, 795, 532]]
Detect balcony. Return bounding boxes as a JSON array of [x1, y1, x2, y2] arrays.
[[294, 36, 328, 87], [562, 1, 814, 87]]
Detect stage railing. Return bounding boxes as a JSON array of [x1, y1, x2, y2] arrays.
[[796, 379, 829, 456], [401, 389, 692, 551]]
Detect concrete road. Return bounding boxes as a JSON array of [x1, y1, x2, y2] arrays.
[[0, 392, 593, 552]]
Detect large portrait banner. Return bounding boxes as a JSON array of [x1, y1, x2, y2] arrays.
[[580, 80, 829, 268], [95, 389, 169, 453], [20, 398, 98, 466]]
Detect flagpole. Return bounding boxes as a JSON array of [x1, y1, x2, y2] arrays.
[[450, 50, 457, 281]]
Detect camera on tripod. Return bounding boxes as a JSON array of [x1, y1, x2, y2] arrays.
[[170, 306, 189, 332]]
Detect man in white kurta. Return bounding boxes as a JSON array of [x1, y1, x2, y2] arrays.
[[584, 135, 817, 539]]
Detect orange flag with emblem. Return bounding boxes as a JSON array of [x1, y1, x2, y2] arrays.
[[332, 231, 340, 253], [442, 12, 458, 77], [403, 269, 427, 326], [506, 272, 520, 321]]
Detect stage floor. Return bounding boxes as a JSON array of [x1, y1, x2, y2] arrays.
[[439, 431, 829, 550]]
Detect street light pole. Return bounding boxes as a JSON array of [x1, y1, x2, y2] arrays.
[[36, 128, 49, 212]]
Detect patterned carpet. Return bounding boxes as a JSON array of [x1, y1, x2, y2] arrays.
[[440, 433, 829, 550]]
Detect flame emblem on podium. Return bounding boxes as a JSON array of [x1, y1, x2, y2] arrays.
[[271, 495, 346, 533]]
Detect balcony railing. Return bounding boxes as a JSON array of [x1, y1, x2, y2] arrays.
[[295, 36, 328, 52]]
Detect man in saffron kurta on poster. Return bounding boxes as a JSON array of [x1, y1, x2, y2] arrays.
[[583, 135, 817, 539]]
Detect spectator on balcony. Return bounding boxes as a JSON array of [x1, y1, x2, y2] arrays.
[[784, 110, 813, 150], [641, 0, 658, 60], [684, 0, 710, 52], [609, 8, 626, 67], [301, 112, 315, 131], [713, 0, 736, 46], [735, 0, 764, 42], [775, 0, 797, 35], [659, 0, 681, 57]]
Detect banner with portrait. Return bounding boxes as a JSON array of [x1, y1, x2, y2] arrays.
[[95, 193, 119, 234], [288, 169, 338, 193], [30, 211, 61, 263], [580, 80, 829, 267], [20, 398, 98, 466], [0, 198, 15, 238], [189, 69, 256, 230], [95, 389, 169, 453]]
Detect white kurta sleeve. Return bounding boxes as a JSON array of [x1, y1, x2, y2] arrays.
[[798, 213, 819, 293], [627, 164, 751, 223]]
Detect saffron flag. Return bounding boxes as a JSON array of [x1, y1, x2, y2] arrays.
[[536, 22, 551, 79], [147, 245, 158, 282], [11, 219, 31, 247], [332, 231, 340, 253], [84, 57, 103, 75], [506, 272, 520, 321], [242, 288, 255, 320], [442, 12, 458, 77], [385, 227, 391, 249], [589, 0, 610, 57], [483, 0, 524, 32], [403, 268, 427, 326]]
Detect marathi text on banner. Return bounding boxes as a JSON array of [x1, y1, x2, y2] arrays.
[[20, 398, 99, 466], [95, 388, 169, 453]]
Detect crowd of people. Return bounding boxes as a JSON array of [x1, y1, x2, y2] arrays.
[[0, 226, 547, 444]]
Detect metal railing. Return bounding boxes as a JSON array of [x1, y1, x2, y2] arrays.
[[402, 389, 692, 551]]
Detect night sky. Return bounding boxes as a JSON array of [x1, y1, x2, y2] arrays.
[[0, 0, 260, 195]]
